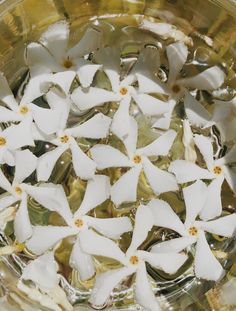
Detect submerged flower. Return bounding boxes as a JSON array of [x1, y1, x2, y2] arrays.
[[149, 181, 236, 281], [26, 175, 132, 281], [36, 92, 112, 181], [169, 134, 236, 220], [80, 204, 187, 311], [90, 117, 178, 206], [26, 21, 102, 88], [71, 47, 170, 139]]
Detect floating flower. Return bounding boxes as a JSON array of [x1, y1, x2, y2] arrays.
[[91, 117, 178, 206], [25, 21, 102, 88], [149, 181, 236, 281], [36, 92, 112, 181], [71, 47, 170, 139], [169, 134, 236, 220], [26, 175, 132, 281], [80, 204, 187, 311]]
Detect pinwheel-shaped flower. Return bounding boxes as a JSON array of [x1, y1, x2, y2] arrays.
[[0, 149, 72, 243], [71, 47, 170, 139], [26, 175, 132, 281], [80, 204, 187, 311], [91, 117, 178, 206], [36, 91, 112, 181], [169, 134, 236, 220], [148, 181, 236, 281], [26, 21, 102, 88]]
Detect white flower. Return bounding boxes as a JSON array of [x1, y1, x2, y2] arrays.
[[0, 149, 73, 243], [71, 47, 170, 139], [169, 134, 236, 220], [26, 175, 132, 281], [36, 91, 112, 181], [182, 119, 197, 163], [25, 21, 102, 88], [79, 204, 187, 311], [90, 117, 178, 206], [149, 181, 236, 281]]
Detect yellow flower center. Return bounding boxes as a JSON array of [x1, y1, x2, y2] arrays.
[[74, 219, 84, 228], [119, 87, 128, 96], [133, 155, 142, 164], [213, 166, 222, 175], [63, 57, 73, 69], [19, 105, 29, 115], [0, 137, 6, 146], [188, 226, 198, 236], [60, 135, 70, 144], [172, 84, 181, 94], [15, 186, 23, 195], [129, 255, 139, 265]]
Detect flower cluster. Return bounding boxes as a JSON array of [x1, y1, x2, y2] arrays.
[[0, 20, 235, 311]]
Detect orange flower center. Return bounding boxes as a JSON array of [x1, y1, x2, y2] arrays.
[[74, 219, 84, 228], [15, 186, 23, 195], [19, 105, 29, 115], [60, 135, 70, 144], [188, 226, 198, 236], [129, 255, 139, 265], [119, 87, 128, 96], [133, 155, 142, 164], [172, 84, 181, 94], [63, 58, 73, 69], [213, 166, 222, 175], [0, 137, 6, 146]]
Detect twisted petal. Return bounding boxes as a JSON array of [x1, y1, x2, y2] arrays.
[[111, 97, 131, 140], [21, 252, 59, 291], [0, 195, 18, 211], [89, 267, 134, 307], [26, 226, 77, 255], [142, 157, 178, 195], [13, 150, 37, 184], [194, 134, 214, 171], [86, 216, 132, 239], [138, 129, 176, 157], [0, 107, 21, 123], [79, 229, 127, 265], [45, 71, 76, 95], [75, 59, 102, 88], [182, 119, 197, 163], [70, 138, 96, 180], [194, 231, 224, 281], [68, 113, 111, 139], [196, 214, 236, 237], [151, 237, 196, 253], [37, 145, 68, 182], [110, 165, 142, 206], [152, 99, 176, 130], [90, 145, 132, 170], [0, 72, 18, 110], [178, 66, 225, 91], [74, 175, 110, 218], [127, 205, 153, 256], [136, 73, 167, 95], [71, 87, 119, 110], [148, 199, 186, 236], [0, 149, 15, 166], [183, 180, 208, 228], [135, 261, 161, 311], [14, 193, 32, 243], [168, 160, 214, 183], [69, 238, 95, 281], [133, 94, 170, 117]]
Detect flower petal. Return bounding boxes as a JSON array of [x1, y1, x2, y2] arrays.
[[224, 167, 236, 194], [13, 150, 37, 184], [196, 214, 236, 237], [90, 144, 132, 170], [89, 267, 134, 307], [137, 129, 176, 157], [126, 204, 154, 255], [183, 180, 208, 228], [135, 261, 161, 311], [37, 145, 68, 182], [46, 71, 76, 95], [86, 216, 132, 239], [142, 157, 178, 195], [111, 97, 131, 140], [182, 119, 197, 163], [217, 144, 236, 166], [123, 117, 138, 158], [69, 237, 95, 281], [152, 99, 176, 130], [136, 73, 167, 95], [0, 169, 13, 193], [194, 231, 224, 281], [14, 193, 32, 243], [71, 87, 119, 110], [21, 252, 59, 291], [199, 177, 224, 221], [133, 94, 170, 117], [74, 175, 110, 218], [178, 66, 225, 90], [70, 138, 96, 180], [138, 251, 187, 274], [148, 199, 186, 236], [79, 229, 127, 265], [68, 113, 111, 139], [0, 149, 15, 166], [166, 42, 188, 84], [26, 226, 77, 255], [0, 72, 19, 110], [24, 183, 73, 226], [0, 195, 18, 211], [75, 59, 102, 88], [193, 134, 214, 171], [168, 160, 214, 183], [0, 107, 21, 123], [151, 237, 195, 253], [110, 165, 142, 206]]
